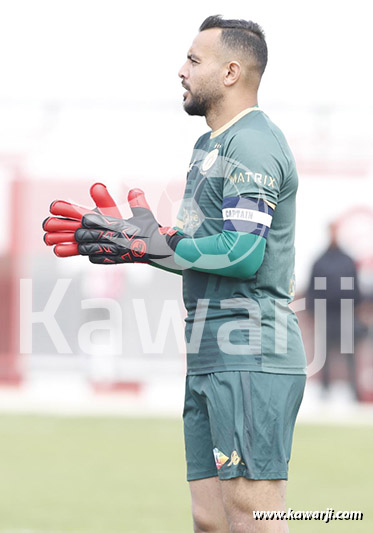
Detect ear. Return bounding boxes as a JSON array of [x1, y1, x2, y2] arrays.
[[223, 61, 241, 87]]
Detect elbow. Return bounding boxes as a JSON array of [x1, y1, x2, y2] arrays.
[[237, 262, 261, 280]]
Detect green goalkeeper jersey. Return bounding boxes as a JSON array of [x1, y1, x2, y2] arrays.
[[176, 106, 307, 375]]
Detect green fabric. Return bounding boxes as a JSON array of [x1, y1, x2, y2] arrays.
[[177, 108, 307, 375], [174, 231, 266, 279], [184, 371, 306, 481]]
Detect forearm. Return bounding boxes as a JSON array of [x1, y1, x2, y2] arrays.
[[172, 231, 266, 279]]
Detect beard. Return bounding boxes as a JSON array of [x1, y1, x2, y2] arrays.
[[183, 86, 223, 117], [183, 91, 210, 116]]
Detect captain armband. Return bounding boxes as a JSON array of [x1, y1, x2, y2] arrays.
[[222, 197, 274, 238]]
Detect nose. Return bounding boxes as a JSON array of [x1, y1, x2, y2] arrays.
[[178, 61, 189, 80]]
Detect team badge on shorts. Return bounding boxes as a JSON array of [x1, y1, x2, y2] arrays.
[[213, 448, 229, 470]]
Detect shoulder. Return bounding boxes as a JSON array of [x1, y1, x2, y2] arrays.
[[194, 131, 211, 149], [224, 112, 292, 160], [222, 113, 296, 186]]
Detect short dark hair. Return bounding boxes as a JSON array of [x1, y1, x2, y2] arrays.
[[199, 15, 268, 77]]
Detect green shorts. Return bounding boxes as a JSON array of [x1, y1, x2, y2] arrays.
[[183, 371, 306, 482]]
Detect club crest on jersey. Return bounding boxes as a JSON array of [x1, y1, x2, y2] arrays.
[[201, 148, 219, 173]]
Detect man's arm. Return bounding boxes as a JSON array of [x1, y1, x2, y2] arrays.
[[170, 231, 266, 280], [74, 189, 271, 281], [166, 195, 272, 279]]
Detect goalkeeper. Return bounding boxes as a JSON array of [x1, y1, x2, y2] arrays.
[[43, 15, 306, 533]]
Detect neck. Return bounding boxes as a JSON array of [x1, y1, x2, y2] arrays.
[[205, 96, 258, 131]]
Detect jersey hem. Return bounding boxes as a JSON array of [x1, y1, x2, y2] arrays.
[[186, 365, 307, 376]]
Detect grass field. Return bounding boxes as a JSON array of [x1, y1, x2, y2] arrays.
[[0, 415, 371, 533]]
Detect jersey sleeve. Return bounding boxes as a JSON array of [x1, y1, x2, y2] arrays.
[[154, 130, 286, 279], [222, 128, 287, 207]]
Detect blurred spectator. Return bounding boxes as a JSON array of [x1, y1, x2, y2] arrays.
[[306, 221, 365, 400]]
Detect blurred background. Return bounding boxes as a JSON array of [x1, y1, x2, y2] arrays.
[[0, 0, 372, 532]]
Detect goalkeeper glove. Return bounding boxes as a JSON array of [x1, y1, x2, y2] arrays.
[[75, 188, 184, 266], [42, 183, 122, 257]]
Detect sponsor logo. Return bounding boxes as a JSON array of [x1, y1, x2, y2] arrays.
[[229, 172, 276, 189], [228, 450, 245, 467]]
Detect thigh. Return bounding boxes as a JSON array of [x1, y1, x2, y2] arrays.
[[221, 477, 288, 532]]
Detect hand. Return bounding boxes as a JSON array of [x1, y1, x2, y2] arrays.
[[75, 189, 182, 265], [43, 183, 122, 257]]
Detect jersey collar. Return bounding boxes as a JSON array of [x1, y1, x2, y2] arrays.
[[210, 105, 260, 139]]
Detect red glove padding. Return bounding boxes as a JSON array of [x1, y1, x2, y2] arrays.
[[43, 183, 122, 257]]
